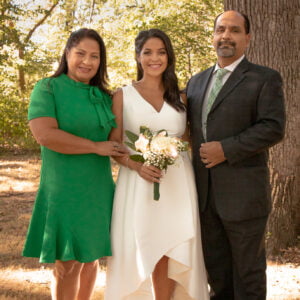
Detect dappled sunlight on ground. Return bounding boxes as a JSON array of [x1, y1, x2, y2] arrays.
[[0, 159, 40, 193], [267, 263, 300, 299], [0, 264, 299, 299], [0, 267, 106, 286], [0, 176, 37, 193], [0, 267, 105, 299]]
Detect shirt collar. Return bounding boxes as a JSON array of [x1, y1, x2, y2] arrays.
[[214, 55, 245, 73]]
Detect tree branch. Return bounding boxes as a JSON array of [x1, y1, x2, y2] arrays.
[[24, 1, 59, 44], [89, 0, 96, 23]]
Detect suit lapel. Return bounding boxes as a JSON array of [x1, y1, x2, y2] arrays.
[[210, 58, 250, 113]]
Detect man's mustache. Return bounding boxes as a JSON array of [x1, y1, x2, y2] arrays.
[[218, 41, 236, 47]]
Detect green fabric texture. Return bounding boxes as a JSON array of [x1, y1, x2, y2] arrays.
[[23, 74, 116, 263]]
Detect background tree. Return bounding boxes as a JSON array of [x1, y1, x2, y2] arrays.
[[0, 0, 223, 150], [101, 0, 222, 88], [0, 0, 60, 149], [134, 0, 223, 85], [1, 0, 59, 93], [223, 0, 300, 254]]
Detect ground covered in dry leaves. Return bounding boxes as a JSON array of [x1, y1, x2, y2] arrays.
[[0, 151, 299, 300]]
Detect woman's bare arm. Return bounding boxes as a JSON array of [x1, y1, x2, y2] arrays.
[[30, 117, 126, 156]]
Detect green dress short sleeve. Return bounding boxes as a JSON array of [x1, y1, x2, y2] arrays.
[[28, 78, 57, 120]]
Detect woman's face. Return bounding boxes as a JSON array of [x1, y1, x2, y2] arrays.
[[66, 38, 100, 84], [137, 37, 168, 78]]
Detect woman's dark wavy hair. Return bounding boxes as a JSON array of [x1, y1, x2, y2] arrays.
[[52, 28, 110, 94], [135, 29, 185, 112]]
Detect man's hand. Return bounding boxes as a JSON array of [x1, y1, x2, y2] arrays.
[[199, 141, 226, 168]]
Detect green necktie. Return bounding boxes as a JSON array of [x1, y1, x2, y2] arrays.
[[206, 68, 229, 115]]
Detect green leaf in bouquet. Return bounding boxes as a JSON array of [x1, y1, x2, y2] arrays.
[[125, 130, 139, 143], [130, 154, 145, 163], [124, 141, 136, 151], [140, 126, 153, 138]]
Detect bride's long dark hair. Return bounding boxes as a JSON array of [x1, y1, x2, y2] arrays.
[[134, 29, 185, 112]]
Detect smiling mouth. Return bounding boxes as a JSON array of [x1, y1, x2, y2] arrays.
[[149, 64, 162, 69], [79, 67, 91, 73]]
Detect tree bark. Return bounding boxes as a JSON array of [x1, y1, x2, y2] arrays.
[[223, 0, 300, 255], [18, 47, 26, 94]]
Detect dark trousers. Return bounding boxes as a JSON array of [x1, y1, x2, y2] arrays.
[[200, 180, 268, 300]]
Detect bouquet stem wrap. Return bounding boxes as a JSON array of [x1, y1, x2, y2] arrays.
[[154, 182, 160, 201]]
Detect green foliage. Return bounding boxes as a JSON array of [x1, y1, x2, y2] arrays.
[[0, 88, 37, 150], [0, 0, 223, 150], [133, 0, 223, 86]]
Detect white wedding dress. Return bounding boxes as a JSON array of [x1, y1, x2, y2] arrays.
[[105, 85, 209, 300]]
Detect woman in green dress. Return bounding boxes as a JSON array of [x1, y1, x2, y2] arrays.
[[22, 28, 127, 300]]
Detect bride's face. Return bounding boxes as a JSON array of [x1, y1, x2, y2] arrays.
[[137, 37, 168, 77]]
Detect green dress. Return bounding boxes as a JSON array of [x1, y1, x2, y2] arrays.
[[22, 74, 116, 263]]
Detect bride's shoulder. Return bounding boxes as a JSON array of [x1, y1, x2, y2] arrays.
[[112, 88, 124, 104], [112, 83, 135, 104], [113, 83, 132, 96]]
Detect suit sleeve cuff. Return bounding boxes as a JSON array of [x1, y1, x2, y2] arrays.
[[221, 137, 240, 165]]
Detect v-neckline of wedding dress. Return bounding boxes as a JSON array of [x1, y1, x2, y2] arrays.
[[131, 85, 166, 114]]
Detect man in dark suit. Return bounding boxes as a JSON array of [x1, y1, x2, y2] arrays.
[[186, 10, 285, 300]]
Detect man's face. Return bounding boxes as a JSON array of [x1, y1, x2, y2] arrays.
[[213, 11, 250, 61]]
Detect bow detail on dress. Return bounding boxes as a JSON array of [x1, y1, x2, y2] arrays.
[[89, 87, 117, 129]]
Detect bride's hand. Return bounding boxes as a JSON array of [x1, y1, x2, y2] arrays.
[[136, 163, 162, 183]]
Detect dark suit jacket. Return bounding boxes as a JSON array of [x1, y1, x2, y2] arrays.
[[187, 58, 285, 221]]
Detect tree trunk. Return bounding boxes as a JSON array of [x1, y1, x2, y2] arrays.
[[89, 0, 96, 23], [223, 0, 300, 255], [14, 1, 59, 94], [18, 47, 26, 93]]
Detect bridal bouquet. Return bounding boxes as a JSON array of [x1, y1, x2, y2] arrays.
[[125, 126, 189, 200]]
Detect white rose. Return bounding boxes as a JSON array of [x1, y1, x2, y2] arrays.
[[150, 136, 171, 152], [135, 134, 149, 152]]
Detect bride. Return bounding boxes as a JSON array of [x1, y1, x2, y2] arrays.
[[105, 28, 209, 300]]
